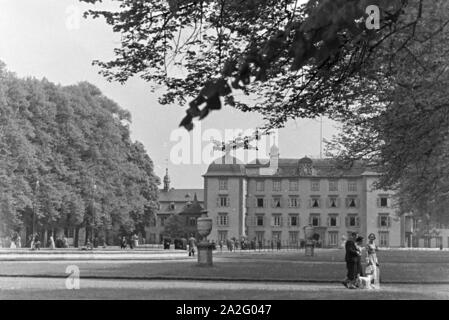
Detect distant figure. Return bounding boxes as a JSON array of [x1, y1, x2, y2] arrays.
[[34, 234, 41, 250], [188, 235, 196, 256], [219, 240, 223, 252], [128, 236, 134, 249], [49, 235, 56, 249], [10, 236, 16, 249], [86, 239, 93, 250], [16, 235, 21, 248], [62, 235, 69, 248], [120, 236, 127, 249], [366, 233, 380, 289], [30, 234, 35, 250], [276, 239, 281, 251]]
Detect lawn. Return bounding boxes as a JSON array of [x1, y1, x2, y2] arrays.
[[0, 249, 448, 283]]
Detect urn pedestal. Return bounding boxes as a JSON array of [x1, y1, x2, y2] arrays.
[[304, 225, 315, 256], [196, 210, 213, 267]]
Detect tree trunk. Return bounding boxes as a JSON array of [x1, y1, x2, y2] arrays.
[[74, 227, 79, 248]]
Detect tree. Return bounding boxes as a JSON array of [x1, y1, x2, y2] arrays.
[[326, 0, 449, 222], [163, 215, 189, 239], [0, 62, 160, 244], [80, 0, 408, 130]]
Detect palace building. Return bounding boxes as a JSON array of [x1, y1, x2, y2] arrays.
[[203, 145, 449, 248]]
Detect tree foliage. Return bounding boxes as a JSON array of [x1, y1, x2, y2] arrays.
[[0, 62, 160, 239], [81, 0, 449, 220], [80, 0, 406, 130]]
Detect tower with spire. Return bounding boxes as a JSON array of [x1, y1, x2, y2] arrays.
[[163, 168, 170, 192]]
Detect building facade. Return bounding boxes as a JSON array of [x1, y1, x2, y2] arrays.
[[145, 169, 204, 244], [203, 146, 449, 248]]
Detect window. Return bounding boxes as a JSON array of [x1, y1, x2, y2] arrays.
[[160, 216, 168, 227], [346, 215, 360, 227], [219, 179, 228, 190], [289, 215, 299, 227], [311, 198, 320, 208], [256, 197, 265, 208], [329, 180, 338, 192], [348, 180, 357, 192], [256, 231, 265, 243], [256, 180, 265, 192], [289, 231, 299, 244], [436, 237, 443, 248], [272, 214, 282, 227], [168, 202, 176, 211], [311, 180, 320, 192], [413, 218, 420, 230], [272, 197, 282, 208], [346, 197, 358, 208], [288, 196, 299, 208], [272, 231, 282, 241], [189, 217, 197, 226], [328, 214, 339, 227], [289, 180, 299, 191], [217, 213, 228, 226], [309, 214, 321, 227], [379, 196, 388, 207], [328, 197, 338, 208], [218, 231, 228, 242], [328, 231, 339, 246], [379, 231, 389, 247], [378, 214, 391, 228], [273, 180, 281, 192], [218, 196, 230, 207], [256, 215, 265, 227]]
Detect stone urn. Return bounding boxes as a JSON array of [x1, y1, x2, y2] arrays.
[[196, 210, 214, 267], [304, 225, 314, 240], [197, 210, 212, 242]]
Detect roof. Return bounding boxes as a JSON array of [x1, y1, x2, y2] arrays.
[[207, 156, 374, 178], [159, 188, 204, 202], [204, 154, 246, 177], [179, 193, 205, 216]]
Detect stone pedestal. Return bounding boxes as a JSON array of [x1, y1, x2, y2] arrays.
[[305, 241, 315, 256], [197, 242, 214, 267]]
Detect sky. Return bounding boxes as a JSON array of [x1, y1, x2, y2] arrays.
[[0, 0, 339, 189]]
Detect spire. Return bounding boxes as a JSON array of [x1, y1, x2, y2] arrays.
[[163, 167, 170, 192]]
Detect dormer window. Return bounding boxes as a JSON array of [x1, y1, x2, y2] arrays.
[[169, 202, 176, 211]]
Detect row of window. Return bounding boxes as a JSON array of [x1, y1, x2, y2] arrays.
[[216, 231, 391, 247], [216, 195, 390, 209], [218, 178, 358, 192], [247, 214, 361, 228]]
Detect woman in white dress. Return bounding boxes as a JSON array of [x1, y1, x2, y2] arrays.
[[365, 233, 380, 289]]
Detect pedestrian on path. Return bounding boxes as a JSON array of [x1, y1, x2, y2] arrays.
[[188, 235, 196, 257], [365, 233, 380, 289], [342, 232, 359, 289]]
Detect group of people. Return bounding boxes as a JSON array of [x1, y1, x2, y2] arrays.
[[343, 232, 380, 289], [120, 234, 139, 249]]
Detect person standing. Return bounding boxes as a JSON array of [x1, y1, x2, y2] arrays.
[[355, 236, 365, 279], [120, 236, 127, 249], [343, 232, 359, 289], [366, 233, 380, 289], [188, 235, 196, 257], [16, 235, 21, 248]]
